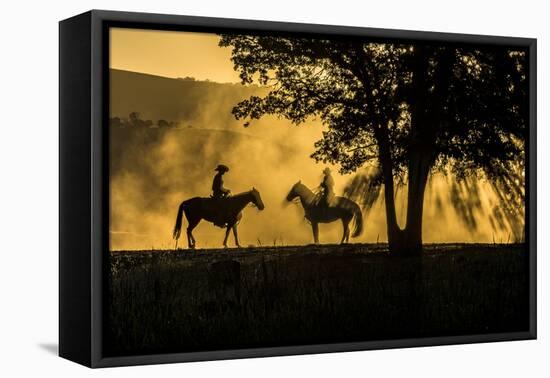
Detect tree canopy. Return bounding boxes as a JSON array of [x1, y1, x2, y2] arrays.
[[219, 34, 528, 254]]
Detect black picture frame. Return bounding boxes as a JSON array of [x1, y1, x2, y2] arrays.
[[59, 9, 537, 368]]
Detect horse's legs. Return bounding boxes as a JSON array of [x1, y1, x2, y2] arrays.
[[187, 218, 200, 249], [232, 224, 241, 248], [312, 222, 319, 244], [186, 223, 192, 248], [341, 219, 350, 244], [186, 231, 191, 249], [223, 225, 231, 248]]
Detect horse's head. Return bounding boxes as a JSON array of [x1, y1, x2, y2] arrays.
[[250, 187, 265, 210], [286, 181, 302, 202]]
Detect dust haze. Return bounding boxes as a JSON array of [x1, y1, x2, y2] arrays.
[[108, 32, 524, 251]]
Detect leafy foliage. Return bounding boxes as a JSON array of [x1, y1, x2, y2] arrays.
[[220, 35, 528, 243], [220, 35, 526, 177]]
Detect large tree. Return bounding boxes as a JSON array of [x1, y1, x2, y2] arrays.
[[219, 35, 528, 255]]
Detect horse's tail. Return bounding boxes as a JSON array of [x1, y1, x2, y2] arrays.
[[173, 201, 187, 241], [351, 203, 363, 238]]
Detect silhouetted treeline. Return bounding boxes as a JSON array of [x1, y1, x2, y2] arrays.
[[110, 112, 181, 129]]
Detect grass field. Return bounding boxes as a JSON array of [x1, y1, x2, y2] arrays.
[[105, 243, 529, 356]]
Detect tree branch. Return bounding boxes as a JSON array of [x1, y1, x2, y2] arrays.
[[347, 143, 376, 152]]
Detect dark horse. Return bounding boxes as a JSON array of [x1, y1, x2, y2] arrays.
[[173, 188, 265, 249], [286, 181, 363, 244]]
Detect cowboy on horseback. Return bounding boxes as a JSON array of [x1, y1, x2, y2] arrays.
[[212, 164, 231, 199], [211, 164, 232, 227], [319, 167, 335, 207], [286, 180, 363, 244]]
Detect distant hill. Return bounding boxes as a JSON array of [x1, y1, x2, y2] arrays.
[[110, 69, 263, 129]]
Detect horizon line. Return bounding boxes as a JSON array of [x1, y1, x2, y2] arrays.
[[110, 67, 244, 85]]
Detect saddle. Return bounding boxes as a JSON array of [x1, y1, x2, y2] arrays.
[[210, 196, 230, 228], [313, 192, 332, 208]]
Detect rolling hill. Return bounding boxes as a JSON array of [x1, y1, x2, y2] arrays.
[[110, 68, 263, 129]]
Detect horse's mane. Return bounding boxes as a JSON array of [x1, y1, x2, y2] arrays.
[[294, 182, 314, 196]]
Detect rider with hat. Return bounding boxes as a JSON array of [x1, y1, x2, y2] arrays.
[[212, 164, 231, 199], [211, 164, 232, 227]]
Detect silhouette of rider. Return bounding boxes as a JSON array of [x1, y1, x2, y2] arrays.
[[319, 167, 335, 207], [212, 164, 231, 199], [211, 164, 231, 227]]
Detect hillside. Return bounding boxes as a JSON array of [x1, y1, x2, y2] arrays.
[[110, 69, 262, 128]]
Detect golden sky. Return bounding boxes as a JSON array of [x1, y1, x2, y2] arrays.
[[110, 28, 240, 83]]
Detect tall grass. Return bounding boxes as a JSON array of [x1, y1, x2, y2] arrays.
[[105, 244, 529, 356]]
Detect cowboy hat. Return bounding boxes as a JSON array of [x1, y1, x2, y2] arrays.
[[215, 164, 229, 173]]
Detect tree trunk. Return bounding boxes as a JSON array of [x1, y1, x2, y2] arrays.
[[382, 167, 405, 254], [378, 135, 406, 254], [379, 135, 433, 256], [401, 147, 432, 255], [385, 43, 434, 256]]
